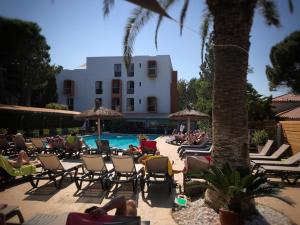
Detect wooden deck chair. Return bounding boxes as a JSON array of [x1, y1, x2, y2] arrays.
[[250, 144, 290, 160], [249, 140, 274, 157], [0, 205, 24, 225], [261, 165, 300, 185], [109, 155, 144, 191], [141, 156, 173, 193], [252, 152, 300, 168], [32, 154, 83, 188], [75, 155, 112, 190]]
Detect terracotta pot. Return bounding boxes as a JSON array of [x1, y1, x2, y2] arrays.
[[219, 208, 244, 225]]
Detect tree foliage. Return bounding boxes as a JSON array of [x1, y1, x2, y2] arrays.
[[266, 30, 300, 93], [45, 102, 68, 110], [0, 17, 61, 106]]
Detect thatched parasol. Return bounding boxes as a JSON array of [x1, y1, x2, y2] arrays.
[[169, 106, 209, 133], [74, 99, 123, 139]]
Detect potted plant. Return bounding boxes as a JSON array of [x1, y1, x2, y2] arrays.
[[199, 163, 294, 225], [252, 130, 268, 152]]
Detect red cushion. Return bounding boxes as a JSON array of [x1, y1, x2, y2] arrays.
[[66, 213, 113, 225], [140, 140, 157, 149]]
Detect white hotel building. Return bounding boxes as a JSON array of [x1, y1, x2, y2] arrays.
[[56, 55, 179, 129]]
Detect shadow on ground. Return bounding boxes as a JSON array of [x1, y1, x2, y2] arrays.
[[74, 182, 106, 204], [23, 177, 73, 201], [107, 183, 139, 206], [142, 183, 176, 208]]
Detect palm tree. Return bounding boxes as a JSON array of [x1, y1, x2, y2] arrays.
[[103, 0, 293, 211]]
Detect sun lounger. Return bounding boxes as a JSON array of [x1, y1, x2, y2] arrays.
[[250, 144, 290, 160], [249, 140, 274, 157], [0, 155, 37, 188], [177, 139, 211, 153], [252, 152, 300, 168], [183, 156, 210, 195], [0, 136, 15, 156], [141, 156, 174, 193], [109, 155, 144, 191], [180, 145, 213, 160], [0, 205, 24, 224], [75, 155, 112, 190], [140, 140, 157, 155], [32, 154, 83, 188], [95, 140, 115, 158], [261, 165, 300, 184], [31, 138, 47, 154]]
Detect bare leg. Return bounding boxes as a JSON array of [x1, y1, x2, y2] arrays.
[[15, 151, 30, 167], [89, 196, 137, 217]]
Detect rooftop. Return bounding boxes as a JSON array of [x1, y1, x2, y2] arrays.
[[272, 93, 300, 103], [276, 106, 300, 119]]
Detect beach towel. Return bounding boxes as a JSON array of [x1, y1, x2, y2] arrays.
[[0, 155, 36, 177]]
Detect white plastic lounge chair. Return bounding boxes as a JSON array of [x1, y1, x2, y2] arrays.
[[249, 140, 274, 157], [250, 144, 290, 160], [180, 145, 213, 160], [261, 165, 300, 184], [141, 156, 174, 193], [32, 154, 83, 188], [252, 152, 300, 167], [75, 155, 112, 190], [109, 155, 144, 191]]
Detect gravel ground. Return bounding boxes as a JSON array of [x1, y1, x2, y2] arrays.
[[172, 199, 293, 225]]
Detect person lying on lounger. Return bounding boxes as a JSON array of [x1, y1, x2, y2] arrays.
[[138, 151, 182, 175], [6, 150, 31, 168], [85, 196, 137, 217]]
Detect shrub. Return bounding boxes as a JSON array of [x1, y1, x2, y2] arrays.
[[45, 102, 68, 110], [252, 130, 268, 146]]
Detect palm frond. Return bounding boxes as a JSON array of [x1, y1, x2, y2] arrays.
[[154, 0, 175, 49], [126, 0, 171, 18], [179, 0, 189, 36], [257, 0, 280, 27], [288, 0, 294, 13], [103, 0, 115, 18], [200, 13, 210, 63], [123, 7, 153, 71]]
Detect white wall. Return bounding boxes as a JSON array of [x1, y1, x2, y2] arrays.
[[57, 55, 173, 114]]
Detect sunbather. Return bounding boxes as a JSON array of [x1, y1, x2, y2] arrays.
[[138, 152, 181, 175], [6, 150, 30, 168], [125, 144, 141, 154], [85, 196, 137, 217]]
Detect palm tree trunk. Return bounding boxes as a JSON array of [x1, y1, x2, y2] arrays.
[[205, 0, 256, 211]]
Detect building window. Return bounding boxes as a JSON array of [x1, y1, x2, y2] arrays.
[[114, 64, 121, 77], [67, 97, 74, 110], [128, 63, 134, 77], [147, 96, 157, 113], [139, 82, 141, 87], [95, 81, 103, 94], [139, 99, 141, 104], [139, 63, 141, 68], [127, 98, 134, 112], [112, 98, 120, 111], [148, 60, 157, 78], [112, 80, 120, 94], [63, 80, 74, 96], [95, 98, 102, 106], [127, 81, 134, 94]]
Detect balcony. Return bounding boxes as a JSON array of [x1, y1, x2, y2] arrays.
[[148, 60, 157, 78]]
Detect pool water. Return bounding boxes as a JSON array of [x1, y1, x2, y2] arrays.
[[83, 134, 159, 150]]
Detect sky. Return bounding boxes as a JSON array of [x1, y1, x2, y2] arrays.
[[0, 0, 299, 97]]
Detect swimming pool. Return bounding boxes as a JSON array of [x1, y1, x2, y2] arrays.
[[83, 134, 160, 150]]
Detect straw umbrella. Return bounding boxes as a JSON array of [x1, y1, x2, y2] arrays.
[[74, 99, 123, 139], [169, 106, 209, 133]]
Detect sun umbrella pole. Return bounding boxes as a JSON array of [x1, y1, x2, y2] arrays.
[[97, 117, 101, 140], [187, 117, 191, 133]]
